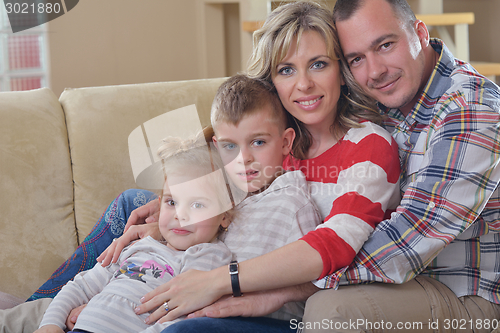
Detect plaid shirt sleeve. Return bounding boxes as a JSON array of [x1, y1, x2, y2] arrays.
[[315, 40, 500, 303]]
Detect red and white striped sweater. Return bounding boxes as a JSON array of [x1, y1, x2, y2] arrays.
[[284, 121, 401, 279]]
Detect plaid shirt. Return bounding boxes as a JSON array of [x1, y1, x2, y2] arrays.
[[318, 39, 500, 304]]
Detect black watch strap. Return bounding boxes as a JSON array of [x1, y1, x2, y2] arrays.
[[229, 260, 242, 297]]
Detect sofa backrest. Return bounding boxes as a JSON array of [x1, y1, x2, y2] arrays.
[[0, 88, 77, 299], [60, 78, 226, 243]]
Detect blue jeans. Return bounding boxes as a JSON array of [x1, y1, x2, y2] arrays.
[[28, 189, 156, 301], [161, 317, 296, 333]]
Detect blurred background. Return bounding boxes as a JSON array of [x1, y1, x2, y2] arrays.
[[0, 0, 499, 97]]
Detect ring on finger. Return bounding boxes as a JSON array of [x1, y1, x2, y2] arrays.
[[163, 301, 169, 312]]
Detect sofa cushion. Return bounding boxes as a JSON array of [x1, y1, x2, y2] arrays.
[[60, 78, 226, 243], [0, 291, 23, 310], [0, 88, 77, 300]]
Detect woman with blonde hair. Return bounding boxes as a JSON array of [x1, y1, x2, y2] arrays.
[[136, 1, 400, 332]]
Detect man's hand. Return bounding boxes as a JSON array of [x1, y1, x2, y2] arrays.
[[187, 291, 286, 318], [33, 325, 64, 333], [97, 222, 161, 266], [65, 304, 86, 330], [188, 282, 320, 319]]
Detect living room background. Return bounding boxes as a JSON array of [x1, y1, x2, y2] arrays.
[[1, 0, 499, 97]]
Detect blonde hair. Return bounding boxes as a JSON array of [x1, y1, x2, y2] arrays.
[[247, 0, 382, 159], [157, 131, 233, 221]]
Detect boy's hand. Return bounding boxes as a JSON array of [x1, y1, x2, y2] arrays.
[[124, 198, 160, 232], [65, 304, 86, 330], [34, 325, 64, 333], [97, 196, 161, 266], [97, 223, 161, 266]]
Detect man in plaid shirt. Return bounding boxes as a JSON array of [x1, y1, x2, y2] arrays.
[[299, 0, 500, 330], [190, 0, 500, 331]]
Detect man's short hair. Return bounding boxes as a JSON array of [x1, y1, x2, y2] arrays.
[[211, 74, 288, 133], [333, 0, 416, 29]]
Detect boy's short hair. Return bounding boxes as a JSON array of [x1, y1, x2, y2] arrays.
[[211, 74, 288, 133]]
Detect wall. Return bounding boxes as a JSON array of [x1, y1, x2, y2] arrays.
[[45, 0, 500, 96], [47, 0, 202, 96], [443, 0, 500, 64]]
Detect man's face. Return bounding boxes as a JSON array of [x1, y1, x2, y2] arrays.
[[336, 0, 427, 115]]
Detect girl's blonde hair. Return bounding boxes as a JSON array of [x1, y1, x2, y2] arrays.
[[247, 0, 383, 159], [157, 131, 233, 222]]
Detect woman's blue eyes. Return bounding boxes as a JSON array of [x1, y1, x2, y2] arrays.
[[312, 61, 327, 69], [278, 67, 293, 75], [277, 61, 327, 75]]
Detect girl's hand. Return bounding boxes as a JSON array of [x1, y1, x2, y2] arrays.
[[135, 268, 228, 324], [97, 222, 161, 266], [34, 325, 64, 333]]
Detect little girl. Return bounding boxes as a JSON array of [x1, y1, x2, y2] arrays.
[[35, 134, 233, 333]]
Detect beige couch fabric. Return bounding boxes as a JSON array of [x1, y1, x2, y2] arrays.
[[0, 88, 77, 300]]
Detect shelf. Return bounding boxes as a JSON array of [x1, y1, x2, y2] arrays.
[[241, 13, 475, 33], [471, 62, 500, 77], [416, 12, 474, 26]]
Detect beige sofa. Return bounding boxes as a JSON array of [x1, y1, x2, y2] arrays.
[[0, 78, 226, 306]]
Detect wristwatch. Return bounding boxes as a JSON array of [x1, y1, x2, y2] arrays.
[[229, 260, 242, 297]]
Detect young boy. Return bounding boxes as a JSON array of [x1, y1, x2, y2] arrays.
[[208, 74, 322, 320]]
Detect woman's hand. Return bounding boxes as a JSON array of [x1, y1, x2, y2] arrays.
[[189, 282, 319, 318], [33, 325, 64, 333], [97, 222, 161, 266], [136, 268, 228, 324], [65, 304, 86, 330]]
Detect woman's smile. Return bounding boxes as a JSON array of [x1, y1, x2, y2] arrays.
[[295, 95, 323, 109]]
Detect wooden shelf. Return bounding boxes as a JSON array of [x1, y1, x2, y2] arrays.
[[241, 12, 498, 79], [242, 20, 264, 32], [242, 13, 475, 33], [471, 62, 500, 77], [416, 12, 475, 26]]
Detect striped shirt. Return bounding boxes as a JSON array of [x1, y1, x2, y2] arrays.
[[221, 170, 321, 320], [284, 122, 401, 279], [39, 237, 232, 333], [319, 39, 500, 304]]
